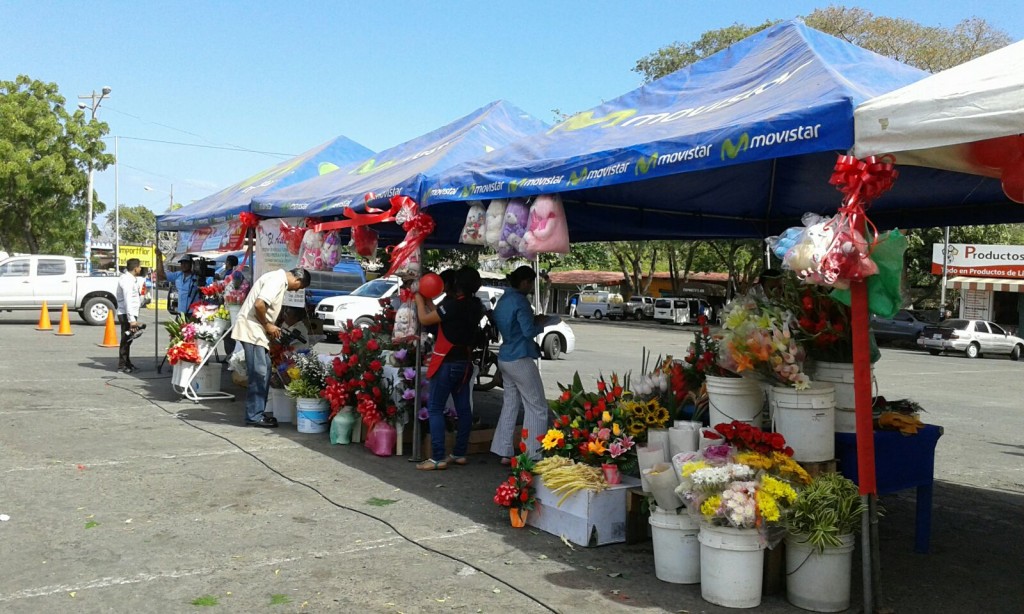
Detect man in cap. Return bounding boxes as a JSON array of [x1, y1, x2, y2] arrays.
[[156, 252, 203, 316], [232, 267, 311, 428]]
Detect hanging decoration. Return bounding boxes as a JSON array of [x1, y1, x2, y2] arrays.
[[238, 212, 260, 230], [524, 194, 570, 256], [497, 198, 530, 260], [385, 196, 434, 278], [278, 219, 308, 256], [459, 201, 486, 245], [484, 199, 508, 251]]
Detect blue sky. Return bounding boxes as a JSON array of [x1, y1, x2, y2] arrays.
[[3, 1, 1022, 224]]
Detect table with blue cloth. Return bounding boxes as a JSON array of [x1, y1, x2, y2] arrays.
[[834, 424, 943, 553]]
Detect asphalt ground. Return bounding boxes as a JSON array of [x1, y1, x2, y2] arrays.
[[0, 308, 1021, 613]]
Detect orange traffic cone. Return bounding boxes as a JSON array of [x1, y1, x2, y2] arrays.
[[54, 303, 74, 336], [36, 301, 53, 331], [98, 310, 119, 348]]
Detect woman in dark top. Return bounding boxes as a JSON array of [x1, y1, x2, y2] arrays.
[[413, 266, 484, 470]]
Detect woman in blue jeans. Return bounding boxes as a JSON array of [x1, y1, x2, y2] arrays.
[[413, 266, 484, 470]]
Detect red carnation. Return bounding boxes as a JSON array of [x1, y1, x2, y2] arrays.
[[367, 339, 380, 351]]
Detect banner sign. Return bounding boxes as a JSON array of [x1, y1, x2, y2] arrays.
[[255, 218, 305, 307], [174, 221, 246, 255], [118, 245, 156, 268], [931, 243, 1024, 279]]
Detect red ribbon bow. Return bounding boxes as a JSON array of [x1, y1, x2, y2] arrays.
[[238, 212, 259, 229], [312, 193, 403, 232], [385, 197, 435, 277]]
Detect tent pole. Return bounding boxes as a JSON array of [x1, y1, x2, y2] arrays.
[[852, 274, 879, 613], [940, 226, 950, 312], [410, 245, 425, 463], [534, 254, 542, 374]]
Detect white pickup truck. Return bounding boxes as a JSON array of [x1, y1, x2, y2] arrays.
[[0, 255, 120, 325]]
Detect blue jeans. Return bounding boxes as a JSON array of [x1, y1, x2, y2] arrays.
[[241, 341, 271, 423], [427, 360, 473, 461]]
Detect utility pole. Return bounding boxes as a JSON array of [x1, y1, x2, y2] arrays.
[[78, 86, 112, 274]]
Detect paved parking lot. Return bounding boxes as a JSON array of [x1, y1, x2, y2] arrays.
[[0, 309, 1021, 613]]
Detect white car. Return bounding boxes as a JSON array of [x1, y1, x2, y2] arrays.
[[477, 285, 576, 360], [315, 276, 401, 333], [917, 319, 1024, 360], [0, 255, 119, 325]]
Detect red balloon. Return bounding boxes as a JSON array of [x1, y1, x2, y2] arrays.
[[418, 273, 444, 299], [1002, 157, 1024, 204], [969, 135, 1024, 170]]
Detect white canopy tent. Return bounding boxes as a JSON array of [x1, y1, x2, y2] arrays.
[[853, 39, 1024, 177]]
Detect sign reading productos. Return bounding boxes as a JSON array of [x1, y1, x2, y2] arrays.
[[931, 244, 1024, 279]]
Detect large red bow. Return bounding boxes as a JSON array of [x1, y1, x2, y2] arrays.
[[312, 193, 403, 232], [385, 197, 435, 277], [238, 212, 259, 229]]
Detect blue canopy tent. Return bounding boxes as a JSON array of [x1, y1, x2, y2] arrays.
[[251, 100, 547, 220], [156, 134, 373, 231], [422, 21, 1022, 244]]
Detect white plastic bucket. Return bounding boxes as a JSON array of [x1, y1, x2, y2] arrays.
[[705, 375, 765, 428], [267, 388, 295, 423], [649, 506, 701, 584], [786, 533, 855, 612], [699, 525, 766, 608], [296, 398, 329, 433], [173, 363, 220, 394], [812, 361, 873, 433], [771, 383, 835, 462]]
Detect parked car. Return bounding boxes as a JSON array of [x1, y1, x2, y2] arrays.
[[477, 286, 576, 360], [315, 276, 401, 333], [917, 319, 1024, 360], [305, 258, 367, 307], [0, 255, 119, 325], [625, 295, 656, 320], [870, 309, 938, 343], [653, 297, 709, 325]]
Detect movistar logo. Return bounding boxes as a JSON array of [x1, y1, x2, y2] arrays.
[[568, 168, 588, 186], [635, 154, 658, 175], [721, 133, 750, 161], [509, 180, 520, 193], [351, 158, 397, 176], [549, 110, 638, 134], [460, 185, 475, 198]]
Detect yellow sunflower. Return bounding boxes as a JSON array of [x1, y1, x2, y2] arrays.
[[628, 419, 646, 436]]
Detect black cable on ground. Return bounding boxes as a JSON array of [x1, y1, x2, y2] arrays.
[[104, 376, 559, 614]]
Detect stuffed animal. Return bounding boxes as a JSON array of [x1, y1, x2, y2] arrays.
[[392, 302, 417, 341], [279, 220, 307, 256], [497, 199, 529, 259], [322, 230, 342, 269], [299, 230, 325, 270], [484, 199, 508, 250], [392, 247, 421, 279], [524, 194, 570, 256], [459, 201, 486, 245]]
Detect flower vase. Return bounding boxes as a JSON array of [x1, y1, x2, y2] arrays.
[[365, 422, 397, 457], [698, 525, 766, 608], [601, 463, 622, 485], [509, 508, 528, 528], [329, 409, 357, 445]]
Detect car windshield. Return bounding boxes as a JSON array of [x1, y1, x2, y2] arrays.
[[941, 319, 970, 330], [350, 279, 395, 298]]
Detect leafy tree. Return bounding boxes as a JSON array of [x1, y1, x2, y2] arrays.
[[0, 75, 114, 254], [112, 205, 157, 245], [632, 7, 1012, 295]]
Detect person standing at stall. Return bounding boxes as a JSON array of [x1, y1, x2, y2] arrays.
[[156, 253, 203, 316], [115, 258, 143, 373], [414, 266, 485, 470], [491, 265, 556, 463], [231, 267, 311, 428]]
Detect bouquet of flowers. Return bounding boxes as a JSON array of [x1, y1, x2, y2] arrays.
[[167, 342, 201, 365], [494, 432, 536, 511], [321, 318, 402, 426], [284, 351, 328, 399], [164, 315, 203, 364], [545, 373, 639, 468], [718, 294, 810, 389]]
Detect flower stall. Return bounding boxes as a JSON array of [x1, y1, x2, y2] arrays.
[[165, 301, 234, 402]]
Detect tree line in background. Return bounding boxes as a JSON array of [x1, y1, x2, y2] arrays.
[[2, 6, 1021, 308], [569, 5, 1018, 308]]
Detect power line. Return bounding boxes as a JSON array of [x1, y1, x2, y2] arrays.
[[103, 106, 294, 158], [107, 134, 295, 157]]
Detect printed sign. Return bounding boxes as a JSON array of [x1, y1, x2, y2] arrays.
[[175, 221, 246, 255], [932, 243, 1024, 278], [118, 245, 155, 268], [962, 289, 991, 320], [255, 219, 304, 307]]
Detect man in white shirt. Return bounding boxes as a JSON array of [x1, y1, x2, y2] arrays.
[[116, 258, 143, 373], [232, 267, 311, 427]]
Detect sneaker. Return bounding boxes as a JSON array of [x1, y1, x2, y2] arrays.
[[247, 418, 279, 428]]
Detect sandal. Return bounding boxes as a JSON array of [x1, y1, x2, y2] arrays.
[[416, 459, 448, 471], [447, 455, 469, 466]]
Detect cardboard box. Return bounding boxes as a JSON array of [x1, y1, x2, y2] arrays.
[[528, 475, 641, 547], [419, 427, 497, 456]]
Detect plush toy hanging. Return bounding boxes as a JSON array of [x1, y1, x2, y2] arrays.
[[484, 199, 508, 250], [278, 220, 307, 256], [392, 300, 418, 342], [322, 230, 342, 269], [524, 194, 570, 256], [351, 225, 378, 258], [385, 196, 434, 279], [298, 230, 325, 270], [459, 201, 486, 245], [497, 198, 530, 260]]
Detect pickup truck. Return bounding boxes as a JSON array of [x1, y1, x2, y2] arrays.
[[0, 255, 120, 325]]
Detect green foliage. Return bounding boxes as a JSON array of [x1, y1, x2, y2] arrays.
[[0, 75, 114, 255], [904, 226, 1024, 306], [634, 21, 776, 82], [366, 497, 398, 507], [540, 242, 613, 271], [190, 595, 219, 606], [84, 521, 99, 529], [111, 205, 157, 245], [269, 594, 291, 605], [785, 473, 867, 551]]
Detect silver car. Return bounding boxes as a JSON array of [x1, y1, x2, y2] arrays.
[[917, 319, 1024, 360]]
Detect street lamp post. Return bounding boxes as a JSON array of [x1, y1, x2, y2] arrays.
[[144, 184, 174, 211], [79, 86, 112, 275]]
